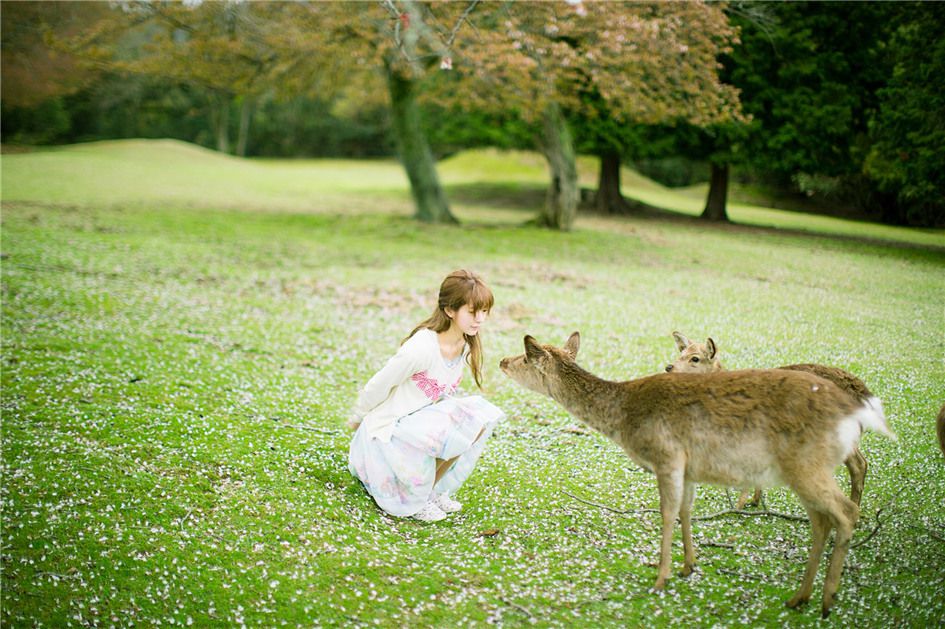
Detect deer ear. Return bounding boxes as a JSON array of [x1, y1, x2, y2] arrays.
[[524, 335, 546, 361], [672, 331, 691, 353], [564, 331, 581, 358], [706, 337, 718, 359]]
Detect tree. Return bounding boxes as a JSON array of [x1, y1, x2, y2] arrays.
[[0, 1, 112, 109], [372, 1, 474, 224], [51, 1, 475, 223], [864, 4, 945, 227], [20, 1, 745, 229], [450, 1, 744, 229], [689, 2, 901, 222], [235, 0, 475, 223], [58, 1, 288, 155]]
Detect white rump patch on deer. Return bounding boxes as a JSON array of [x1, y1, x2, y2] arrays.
[[837, 398, 895, 452], [857, 397, 896, 440], [836, 417, 862, 458]]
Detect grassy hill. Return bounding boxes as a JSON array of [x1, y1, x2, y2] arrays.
[[2, 140, 944, 627], [4, 139, 943, 249]]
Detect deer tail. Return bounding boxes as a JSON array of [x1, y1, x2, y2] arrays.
[[857, 397, 897, 441]]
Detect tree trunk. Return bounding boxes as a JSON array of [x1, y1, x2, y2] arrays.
[[595, 151, 633, 214], [235, 96, 254, 157], [213, 95, 230, 154], [701, 162, 730, 221], [538, 102, 579, 231], [386, 64, 456, 224]]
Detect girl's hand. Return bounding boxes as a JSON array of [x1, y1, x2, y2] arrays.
[[346, 414, 362, 431]]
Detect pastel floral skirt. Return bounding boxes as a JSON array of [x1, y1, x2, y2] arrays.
[[348, 395, 505, 517]]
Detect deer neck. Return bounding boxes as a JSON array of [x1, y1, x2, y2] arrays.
[[547, 359, 625, 437]]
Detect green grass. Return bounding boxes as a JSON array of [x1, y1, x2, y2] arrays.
[[2, 139, 944, 627]]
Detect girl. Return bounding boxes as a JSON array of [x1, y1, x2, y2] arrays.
[[347, 270, 505, 522]]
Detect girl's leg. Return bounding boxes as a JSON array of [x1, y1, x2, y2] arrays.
[[434, 457, 456, 484], [434, 427, 486, 485]]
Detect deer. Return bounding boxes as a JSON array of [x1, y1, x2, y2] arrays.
[[665, 331, 873, 508], [938, 402, 945, 458], [500, 332, 895, 618]]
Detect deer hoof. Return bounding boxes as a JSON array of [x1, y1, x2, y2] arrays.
[[786, 594, 810, 609]]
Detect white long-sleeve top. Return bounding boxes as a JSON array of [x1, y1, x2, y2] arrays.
[[351, 328, 466, 443]]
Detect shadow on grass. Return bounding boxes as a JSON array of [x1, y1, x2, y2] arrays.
[[446, 182, 944, 255], [445, 183, 546, 211], [619, 205, 945, 257]]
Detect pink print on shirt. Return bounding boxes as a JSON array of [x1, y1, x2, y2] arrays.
[[411, 371, 461, 401]]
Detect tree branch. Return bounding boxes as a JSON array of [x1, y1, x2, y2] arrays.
[[380, 0, 479, 69]]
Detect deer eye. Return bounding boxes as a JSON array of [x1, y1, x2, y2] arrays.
[[691, 357, 700, 363]]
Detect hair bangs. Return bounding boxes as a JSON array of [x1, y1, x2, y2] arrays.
[[468, 280, 494, 313]]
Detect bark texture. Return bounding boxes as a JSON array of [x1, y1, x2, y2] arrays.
[[537, 102, 579, 231], [701, 162, 730, 221], [386, 64, 456, 224]]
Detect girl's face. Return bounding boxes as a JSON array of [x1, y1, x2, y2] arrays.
[[447, 303, 488, 337]]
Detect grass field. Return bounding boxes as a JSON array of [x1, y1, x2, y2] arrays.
[[2, 140, 944, 627]]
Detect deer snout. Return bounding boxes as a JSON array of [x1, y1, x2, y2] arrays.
[[665, 364, 674, 372], [499, 357, 510, 371]]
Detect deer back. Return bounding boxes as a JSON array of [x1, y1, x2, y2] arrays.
[[609, 369, 864, 482], [779, 363, 874, 402]]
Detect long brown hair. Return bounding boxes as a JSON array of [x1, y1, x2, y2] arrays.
[[404, 270, 494, 388]]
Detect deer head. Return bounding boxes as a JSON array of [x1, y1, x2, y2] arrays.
[[500, 332, 581, 395], [665, 331, 721, 373]]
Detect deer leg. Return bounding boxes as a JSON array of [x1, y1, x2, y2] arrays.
[[786, 507, 830, 609], [679, 480, 697, 577], [654, 469, 684, 590], [821, 494, 859, 618], [735, 489, 751, 510], [845, 447, 868, 506], [737, 488, 763, 509]]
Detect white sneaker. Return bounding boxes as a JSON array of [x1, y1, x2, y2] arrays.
[[433, 493, 462, 513], [413, 501, 447, 522]]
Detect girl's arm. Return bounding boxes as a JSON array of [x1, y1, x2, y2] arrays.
[[349, 334, 428, 427]]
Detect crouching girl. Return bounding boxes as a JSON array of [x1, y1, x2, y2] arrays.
[[348, 270, 504, 521]]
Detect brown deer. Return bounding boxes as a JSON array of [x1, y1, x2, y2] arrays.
[[938, 402, 945, 458], [500, 332, 895, 617], [665, 332, 873, 508]]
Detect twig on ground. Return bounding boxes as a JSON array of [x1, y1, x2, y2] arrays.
[[562, 490, 632, 515], [563, 489, 807, 522], [278, 422, 339, 435], [907, 525, 945, 544], [35, 571, 82, 581], [851, 486, 908, 550], [178, 508, 194, 532], [701, 541, 737, 549], [717, 567, 761, 580], [247, 414, 339, 434], [500, 597, 535, 620], [691, 508, 807, 523]]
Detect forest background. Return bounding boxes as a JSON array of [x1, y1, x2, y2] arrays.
[[2, 0, 944, 229]]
